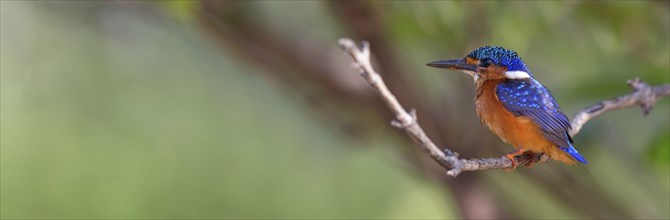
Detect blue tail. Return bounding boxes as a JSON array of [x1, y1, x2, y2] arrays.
[[560, 143, 588, 164]]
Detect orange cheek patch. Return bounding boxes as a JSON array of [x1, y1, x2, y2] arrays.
[[465, 57, 479, 65], [465, 57, 507, 79], [481, 64, 507, 79]]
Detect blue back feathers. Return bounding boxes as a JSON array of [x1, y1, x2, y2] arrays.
[[496, 79, 587, 164], [468, 46, 531, 74]]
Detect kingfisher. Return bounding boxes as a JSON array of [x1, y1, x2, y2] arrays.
[[427, 46, 587, 169]]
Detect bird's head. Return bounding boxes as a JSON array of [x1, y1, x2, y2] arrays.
[[427, 46, 532, 81]]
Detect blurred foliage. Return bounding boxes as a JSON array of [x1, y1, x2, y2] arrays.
[[0, 2, 454, 219], [1, 1, 668, 219]]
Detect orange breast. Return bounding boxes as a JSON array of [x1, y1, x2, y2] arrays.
[[474, 80, 577, 164]]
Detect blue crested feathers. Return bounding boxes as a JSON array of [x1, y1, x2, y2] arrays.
[[467, 46, 531, 74]]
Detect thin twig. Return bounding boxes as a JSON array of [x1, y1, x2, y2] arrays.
[[569, 78, 670, 136], [338, 38, 670, 177]]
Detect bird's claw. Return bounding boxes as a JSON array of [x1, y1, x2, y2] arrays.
[[503, 154, 519, 172], [524, 152, 545, 168], [503, 149, 525, 171]]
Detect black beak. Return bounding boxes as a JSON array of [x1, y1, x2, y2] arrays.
[[426, 58, 478, 71]]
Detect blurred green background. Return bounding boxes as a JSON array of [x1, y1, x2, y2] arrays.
[[1, 1, 668, 219]]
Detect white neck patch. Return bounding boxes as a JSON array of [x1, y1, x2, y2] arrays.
[[504, 70, 531, 79], [462, 70, 479, 83]]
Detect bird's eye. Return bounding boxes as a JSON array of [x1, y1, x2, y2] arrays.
[[481, 59, 493, 67]]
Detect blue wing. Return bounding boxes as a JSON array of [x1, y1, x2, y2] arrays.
[[496, 79, 587, 163]]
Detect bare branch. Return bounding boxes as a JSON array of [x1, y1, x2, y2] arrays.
[[570, 78, 670, 136], [338, 38, 670, 177]]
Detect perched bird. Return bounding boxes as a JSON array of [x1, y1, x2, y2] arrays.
[[427, 46, 587, 168]]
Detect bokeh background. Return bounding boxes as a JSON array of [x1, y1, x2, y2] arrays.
[[1, 1, 669, 219]]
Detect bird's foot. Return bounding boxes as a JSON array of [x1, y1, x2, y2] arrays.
[[524, 152, 538, 168], [503, 149, 525, 171]]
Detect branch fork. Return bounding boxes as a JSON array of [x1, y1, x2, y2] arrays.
[[338, 38, 670, 177]]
